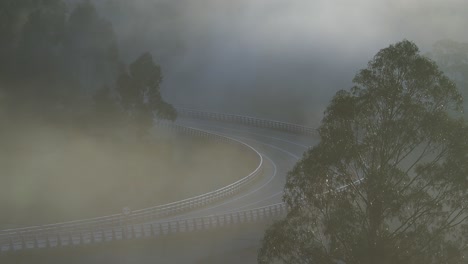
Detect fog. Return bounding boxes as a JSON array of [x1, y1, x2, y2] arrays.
[[81, 0, 468, 125], [1, 0, 465, 233], [1, 1, 467, 262], [0, 119, 257, 228]]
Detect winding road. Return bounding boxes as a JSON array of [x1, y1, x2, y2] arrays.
[[173, 117, 316, 215], [0, 110, 319, 263]]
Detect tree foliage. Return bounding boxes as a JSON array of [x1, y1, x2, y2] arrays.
[[64, 0, 120, 97], [427, 39, 468, 118], [117, 52, 177, 135], [259, 40, 468, 264], [0, 0, 119, 115], [0, 0, 177, 139]]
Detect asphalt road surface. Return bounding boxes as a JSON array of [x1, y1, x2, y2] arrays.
[[1, 118, 318, 263]]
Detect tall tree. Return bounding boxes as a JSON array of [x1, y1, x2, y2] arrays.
[[117, 52, 177, 136], [0, 0, 120, 115], [1, 0, 67, 108], [259, 40, 468, 264], [64, 0, 120, 98], [0, 0, 65, 74], [427, 39, 468, 118]]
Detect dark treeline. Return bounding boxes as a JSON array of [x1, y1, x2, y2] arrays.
[[1, 0, 118, 115], [0, 0, 179, 228], [0, 0, 175, 133]]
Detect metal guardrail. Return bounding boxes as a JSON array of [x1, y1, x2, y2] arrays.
[[0, 110, 316, 253], [1, 203, 288, 251], [0, 122, 264, 252], [175, 107, 318, 136]]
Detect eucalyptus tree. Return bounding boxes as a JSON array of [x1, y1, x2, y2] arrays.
[[259, 40, 468, 264], [64, 0, 120, 98], [117, 52, 177, 136], [427, 39, 468, 118]]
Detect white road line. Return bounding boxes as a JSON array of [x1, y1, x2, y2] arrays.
[[223, 191, 283, 213], [165, 154, 277, 221], [234, 135, 301, 160], [162, 133, 305, 220]]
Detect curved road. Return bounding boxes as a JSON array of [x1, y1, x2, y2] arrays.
[[1, 116, 318, 264], [136, 117, 318, 263], [172, 117, 316, 216]]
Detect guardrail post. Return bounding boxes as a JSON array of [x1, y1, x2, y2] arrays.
[[275, 204, 280, 215], [21, 235, 26, 249], [9, 237, 14, 251], [127, 225, 132, 239], [34, 235, 39, 249], [55, 233, 60, 247], [90, 231, 95, 244], [141, 224, 146, 237], [122, 226, 127, 240], [45, 234, 51, 248], [201, 218, 206, 230], [79, 231, 84, 245], [158, 223, 163, 235], [111, 228, 116, 241], [130, 225, 135, 239], [58, 234, 64, 247], [68, 232, 73, 246], [200, 218, 205, 230]]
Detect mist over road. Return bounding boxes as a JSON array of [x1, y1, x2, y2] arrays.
[[78, 0, 468, 124]]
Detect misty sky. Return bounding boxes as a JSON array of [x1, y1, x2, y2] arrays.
[[84, 0, 467, 124]]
